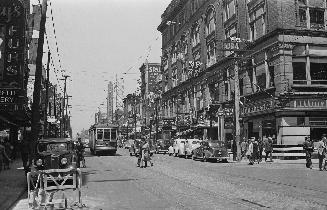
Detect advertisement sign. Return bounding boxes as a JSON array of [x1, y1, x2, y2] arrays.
[[291, 99, 327, 109], [147, 64, 160, 93], [162, 118, 175, 130], [0, 0, 26, 111]]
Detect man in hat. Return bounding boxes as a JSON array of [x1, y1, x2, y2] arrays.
[[264, 136, 273, 162], [317, 134, 327, 171], [303, 136, 313, 169]]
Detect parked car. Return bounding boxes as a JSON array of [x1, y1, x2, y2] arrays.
[[192, 140, 229, 162], [173, 138, 186, 157], [184, 139, 202, 158], [155, 139, 171, 154], [33, 137, 78, 170]]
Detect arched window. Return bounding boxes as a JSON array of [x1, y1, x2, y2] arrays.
[[205, 7, 216, 36]]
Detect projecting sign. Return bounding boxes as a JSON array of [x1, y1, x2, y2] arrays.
[[0, 0, 26, 111]]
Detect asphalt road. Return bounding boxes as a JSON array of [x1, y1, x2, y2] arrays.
[[12, 148, 327, 210]]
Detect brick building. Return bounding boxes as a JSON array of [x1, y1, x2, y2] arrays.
[[157, 0, 327, 150]]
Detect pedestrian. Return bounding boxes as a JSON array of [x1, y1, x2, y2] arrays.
[[240, 138, 248, 160], [252, 138, 259, 164], [246, 139, 254, 165], [0, 138, 11, 172], [303, 136, 313, 169], [264, 137, 273, 162], [232, 139, 237, 161], [21, 130, 31, 175], [258, 137, 264, 162], [141, 139, 153, 168], [317, 134, 327, 171], [137, 139, 145, 167]]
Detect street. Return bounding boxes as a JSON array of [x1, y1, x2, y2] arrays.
[[12, 148, 327, 210]]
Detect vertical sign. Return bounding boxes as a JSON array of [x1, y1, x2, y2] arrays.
[[0, 0, 26, 111]]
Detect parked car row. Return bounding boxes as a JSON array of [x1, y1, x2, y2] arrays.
[[168, 138, 229, 163]]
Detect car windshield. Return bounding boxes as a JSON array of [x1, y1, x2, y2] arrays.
[[38, 143, 68, 152]]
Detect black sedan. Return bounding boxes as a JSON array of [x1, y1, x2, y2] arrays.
[[192, 140, 229, 162]]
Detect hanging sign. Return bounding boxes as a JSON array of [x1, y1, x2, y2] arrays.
[[0, 0, 25, 111]]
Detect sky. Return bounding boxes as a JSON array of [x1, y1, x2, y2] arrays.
[[42, 0, 171, 136]]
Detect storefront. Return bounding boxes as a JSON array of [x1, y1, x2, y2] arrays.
[[276, 98, 327, 144]]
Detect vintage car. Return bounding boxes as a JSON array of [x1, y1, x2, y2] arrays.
[[184, 139, 202, 158], [192, 140, 229, 162], [155, 139, 171, 154], [34, 138, 78, 170], [27, 138, 82, 209]]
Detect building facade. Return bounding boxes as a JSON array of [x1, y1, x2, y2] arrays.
[[157, 0, 327, 148]]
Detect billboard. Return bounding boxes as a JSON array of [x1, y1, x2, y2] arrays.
[[0, 0, 26, 111]]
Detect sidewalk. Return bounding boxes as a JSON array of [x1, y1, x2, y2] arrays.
[[0, 159, 26, 210]]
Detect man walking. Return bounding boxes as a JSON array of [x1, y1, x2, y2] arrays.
[[317, 134, 326, 171], [303, 136, 313, 169], [264, 137, 273, 162]]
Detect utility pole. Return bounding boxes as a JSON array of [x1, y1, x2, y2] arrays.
[[53, 85, 57, 137], [115, 74, 118, 124], [134, 94, 137, 141], [61, 75, 70, 137], [234, 57, 241, 161], [44, 51, 51, 138], [31, 0, 47, 160]]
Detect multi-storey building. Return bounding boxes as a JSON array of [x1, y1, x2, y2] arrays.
[[158, 0, 327, 150], [139, 61, 161, 137]]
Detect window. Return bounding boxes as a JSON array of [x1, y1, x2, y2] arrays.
[[97, 129, 103, 139], [239, 78, 244, 96], [191, 23, 200, 48], [224, 0, 236, 21], [297, 117, 305, 126], [224, 82, 229, 96], [104, 129, 110, 139], [299, 7, 307, 25], [256, 73, 266, 89], [206, 41, 216, 67], [248, 4, 266, 41], [309, 8, 324, 29], [292, 62, 306, 83], [268, 65, 275, 87], [310, 62, 327, 84], [205, 8, 216, 36], [111, 129, 117, 140]]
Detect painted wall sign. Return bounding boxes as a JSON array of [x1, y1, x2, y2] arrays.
[[291, 99, 327, 109]]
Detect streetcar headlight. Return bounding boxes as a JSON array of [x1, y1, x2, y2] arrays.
[[61, 158, 68, 165], [36, 159, 43, 166]]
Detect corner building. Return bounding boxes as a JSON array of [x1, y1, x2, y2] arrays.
[[158, 0, 327, 152]]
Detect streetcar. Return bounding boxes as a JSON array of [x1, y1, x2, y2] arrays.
[[89, 123, 118, 155]]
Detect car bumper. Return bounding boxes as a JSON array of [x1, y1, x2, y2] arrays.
[[157, 149, 168, 153], [96, 146, 117, 151]]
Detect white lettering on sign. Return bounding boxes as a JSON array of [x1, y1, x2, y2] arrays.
[[293, 99, 327, 108], [0, 96, 14, 103], [241, 100, 274, 116]]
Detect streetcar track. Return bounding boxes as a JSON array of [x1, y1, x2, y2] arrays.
[[120, 153, 265, 210]]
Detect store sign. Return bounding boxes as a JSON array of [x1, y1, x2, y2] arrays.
[[0, 88, 22, 111], [291, 99, 327, 109], [241, 100, 274, 116]]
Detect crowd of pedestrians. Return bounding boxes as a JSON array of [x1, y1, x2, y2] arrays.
[[240, 136, 274, 165]]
